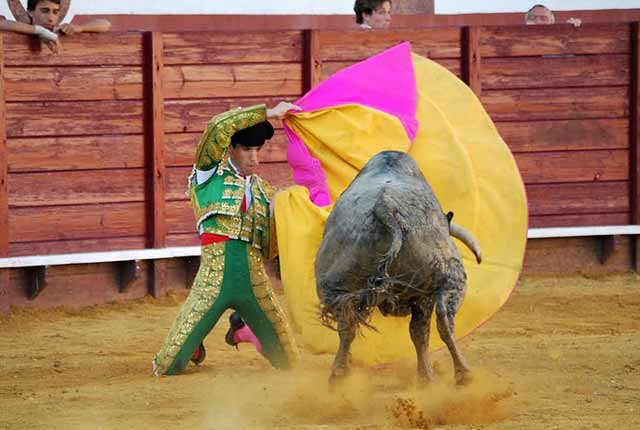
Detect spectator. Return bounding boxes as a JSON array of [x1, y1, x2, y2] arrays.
[[525, 4, 582, 27], [354, 0, 392, 30], [1, 0, 111, 53], [525, 4, 555, 25]]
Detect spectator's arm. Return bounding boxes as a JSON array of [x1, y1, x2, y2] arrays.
[[0, 18, 38, 35], [75, 18, 111, 33], [56, 18, 111, 35], [0, 19, 60, 53]]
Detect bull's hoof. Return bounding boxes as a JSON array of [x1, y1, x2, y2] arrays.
[[455, 369, 473, 386], [416, 369, 436, 385], [329, 366, 350, 384]]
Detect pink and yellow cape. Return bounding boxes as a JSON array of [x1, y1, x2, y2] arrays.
[[275, 42, 528, 365]]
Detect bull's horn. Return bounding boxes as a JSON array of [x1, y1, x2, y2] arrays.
[[449, 222, 482, 264]]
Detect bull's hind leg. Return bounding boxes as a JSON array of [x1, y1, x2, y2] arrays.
[[410, 300, 436, 383], [330, 320, 356, 383], [435, 280, 472, 385]]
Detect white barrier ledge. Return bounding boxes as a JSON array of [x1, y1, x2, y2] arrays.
[[0, 246, 201, 269], [527, 225, 640, 239], [1, 226, 638, 269]]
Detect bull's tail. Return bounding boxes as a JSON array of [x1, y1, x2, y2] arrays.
[[371, 193, 405, 283], [318, 194, 409, 332]]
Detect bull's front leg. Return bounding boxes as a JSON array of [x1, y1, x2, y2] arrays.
[[410, 300, 435, 383], [330, 320, 356, 383]]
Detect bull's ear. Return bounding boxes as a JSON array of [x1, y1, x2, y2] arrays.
[[446, 211, 454, 224]]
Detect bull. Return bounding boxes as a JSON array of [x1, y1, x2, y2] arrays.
[[315, 150, 482, 385]]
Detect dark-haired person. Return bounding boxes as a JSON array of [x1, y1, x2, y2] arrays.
[[524, 4, 555, 25], [354, 0, 392, 29], [1, 0, 110, 53], [153, 102, 301, 376], [524, 4, 582, 27]]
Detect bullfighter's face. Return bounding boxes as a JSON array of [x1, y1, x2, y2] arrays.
[[228, 145, 261, 177]]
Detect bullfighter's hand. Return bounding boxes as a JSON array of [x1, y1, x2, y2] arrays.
[[267, 101, 302, 119]]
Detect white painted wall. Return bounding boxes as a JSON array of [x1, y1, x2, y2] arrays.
[[0, 0, 354, 20], [0, 0, 637, 20], [435, 0, 640, 14]]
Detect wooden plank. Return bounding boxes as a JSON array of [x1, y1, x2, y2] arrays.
[[304, 29, 321, 91], [10, 234, 145, 257], [632, 23, 640, 272], [163, 64, 303, 99], [320, 58, 461, 81], [0, 36, 7, 259], [6, 100, 144, 137], [165, 132, 289, 166], [5, 261, 150, 310], [165, 162, 293, 201], [166, 233, 199, 247], [523, 236, 634, 276], [150, 259, 168, 298], [3, 32, 145, 66], [77, 12, 640, 33], [0, 270, 9, 311], [7, 135, 145, 173], [462, 27, 482, 96], [497, 119, 629, 153], [145, 32, 167, 249], [9, 203, 146, 244], [166, 200, 195, 234], [515, 149, 629, 184], [481, 24, 630, 58], [526, 181, 630, 216], [4, 66, 144, 102], [164, 97, 292, 133], [631, 23, 640, 225], [162, 31, 304, 64], [8, 169, 145, 207], [316, 29, 461, 61], [482, 87, 629, 122], [482, 54, 630, 90], [530, 213, 631, 228]]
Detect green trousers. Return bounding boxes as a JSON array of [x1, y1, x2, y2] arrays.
[[153, 240, 298, 375]]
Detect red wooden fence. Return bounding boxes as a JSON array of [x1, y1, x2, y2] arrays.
[[0, 23, 638, 300]]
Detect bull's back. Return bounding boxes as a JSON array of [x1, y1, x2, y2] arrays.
[[315, 151, 457, 294]]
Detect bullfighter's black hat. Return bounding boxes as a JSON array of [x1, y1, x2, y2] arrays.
[[231, 121, 274, 147]]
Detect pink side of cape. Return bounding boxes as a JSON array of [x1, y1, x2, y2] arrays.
[[283, 42, 418, 206]]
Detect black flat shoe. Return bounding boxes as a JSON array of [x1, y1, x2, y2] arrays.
[[225, 311, 246, 349]]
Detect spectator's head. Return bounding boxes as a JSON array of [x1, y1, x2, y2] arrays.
[[27, 0, 62, 30], [354, 0, 392, 29], [228, 121, 274, 176], [525, 4, 555, 25]]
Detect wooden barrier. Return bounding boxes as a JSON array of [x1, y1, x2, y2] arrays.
[[1, 21, 639, 311]]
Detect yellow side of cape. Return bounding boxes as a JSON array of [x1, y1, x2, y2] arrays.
[[275, 55, 528, 365]]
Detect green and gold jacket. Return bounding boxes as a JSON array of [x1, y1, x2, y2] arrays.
[[188, 104, 278, 260]]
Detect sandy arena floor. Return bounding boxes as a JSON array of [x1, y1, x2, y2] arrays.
[[1, 274, 639, 430]]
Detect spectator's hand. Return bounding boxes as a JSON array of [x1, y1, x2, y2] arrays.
[[54, 23, 81, 35], [267, 101, 302, 119], [41, 37, 60, 54], [566, 18, 582, 27]]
